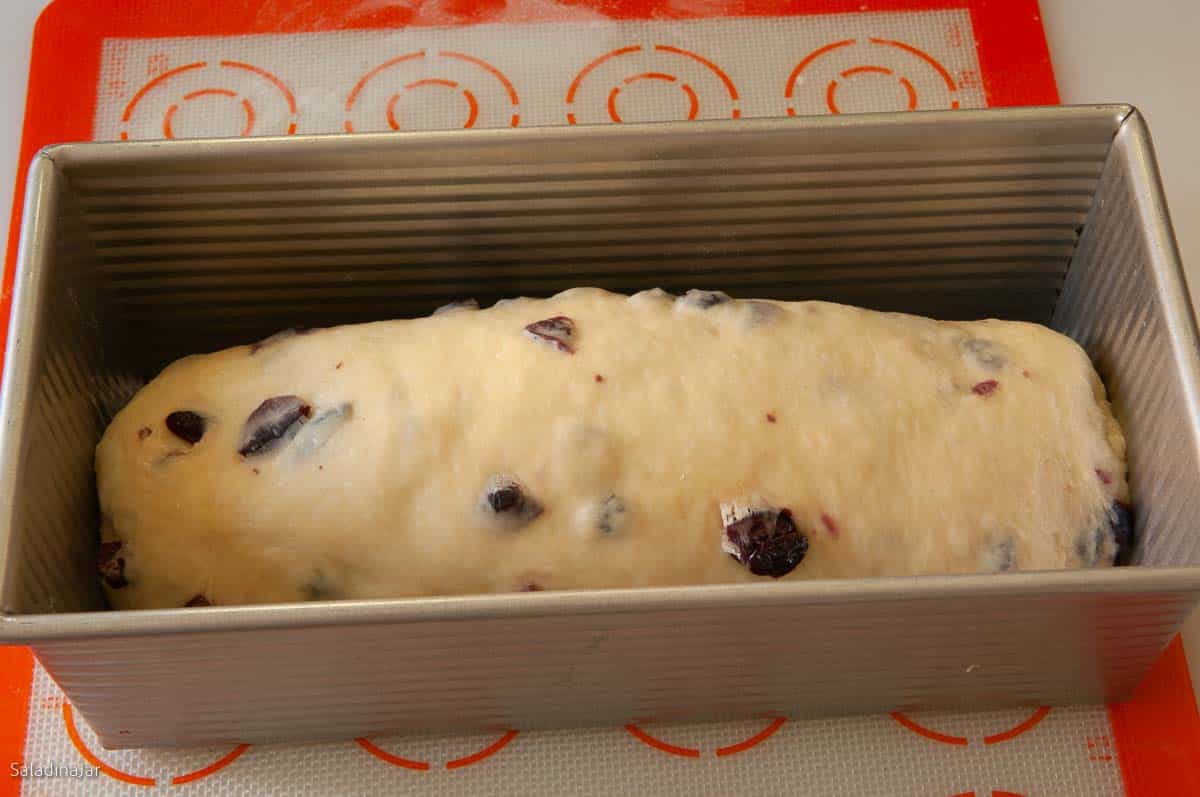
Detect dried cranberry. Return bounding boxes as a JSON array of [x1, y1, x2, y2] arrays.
[[679, 289, 731, 309], [524, 316, 575, 354], [596, 494, 627, 535], [489, 486, 520, 512], [97, 541, 127, 589], [480, 475, 543, 527], [1076, 526, 1105, 567], [434, 298, 479, 315], [301, 570, 338, 600], [961, 338, 1006, 370], [165, 411, 206, 444], [983, 538, 1016, 572], [720, 503, 809, 578], [1076, 501, 1134, 567], [972, 380, 999, 396], [744, 300, 783, 325], [239, 396, 312, 457], [185, 594, 211, 607], [1111, 500, 1134, 566]]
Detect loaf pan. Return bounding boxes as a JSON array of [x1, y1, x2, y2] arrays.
[[2, 105, 1200, 750]]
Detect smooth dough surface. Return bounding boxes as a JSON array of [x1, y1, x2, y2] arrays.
[[95, 288, 1129, 609]]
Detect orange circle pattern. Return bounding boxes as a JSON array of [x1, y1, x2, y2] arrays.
[[385, 79, 480, 130], [785, 37, 961, 117], [119, 60, 298, 141], [62, 702, 250, 787], [890, 706, 1051, 747], [565, 43, 739, 125], [59, 700, 1059, 785], [162, 88, 256, 139], [117, 38, 966, 142], [824, 65, 917, 114], [355, 729, 519, 772], [624, 717, 786, 758], [606, 73, 699, 123], [343, 49, 519, 133]]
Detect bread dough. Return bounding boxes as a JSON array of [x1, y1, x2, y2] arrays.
[[94, 288, 1130, 609]]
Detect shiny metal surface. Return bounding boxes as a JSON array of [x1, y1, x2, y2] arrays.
[[1054, 109, 1200, 569], [2, 105, 1200, 748]]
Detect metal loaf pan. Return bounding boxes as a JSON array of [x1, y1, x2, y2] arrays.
[[2, 105, 1200, 750]]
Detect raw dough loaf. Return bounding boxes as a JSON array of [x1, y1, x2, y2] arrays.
[[94, 287, 1131, 609]]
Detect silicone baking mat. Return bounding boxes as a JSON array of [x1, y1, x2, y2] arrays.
[[2, 1, 1199, 795]]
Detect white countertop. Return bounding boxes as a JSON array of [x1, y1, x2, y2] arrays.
[[1, 0, 1198, 700]]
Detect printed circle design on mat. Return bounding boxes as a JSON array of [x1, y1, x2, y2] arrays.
[[785, 37, 960, 116], [565, 44, 739, 125], [344, 50, 519, 132], [623, 717, 786, 758], [62, 702, 250, 786], [355, 730, 519, 771], [120, 60, 298, 141], [890, 706, 1051, 746]]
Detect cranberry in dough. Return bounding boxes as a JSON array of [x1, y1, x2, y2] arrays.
[[94, 288, 1129, 609]]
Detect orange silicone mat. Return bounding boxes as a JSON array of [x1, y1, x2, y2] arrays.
[[2, 2, 1198, 795]]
